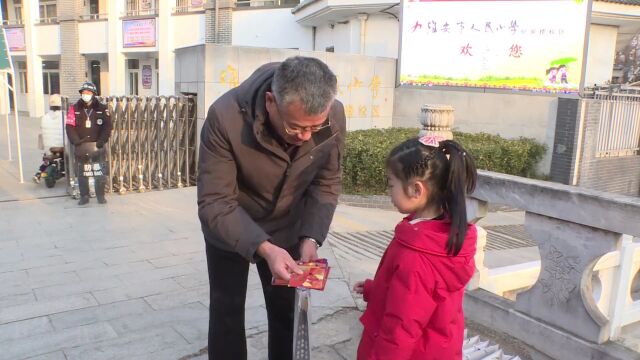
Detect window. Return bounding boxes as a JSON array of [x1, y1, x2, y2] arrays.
[[127, 0, 138, 12], [126, 0, 157, 16], [42, 61, 60, 95], [175, 0, 204, 13], [39, 1, 57, 23], [155, 58, 159, 95], [89, 0, 99, 15], [128, 59, 140, 70], [1, 4, 8, 24], [128, 58, 140, 95], [17, 61, 28, 94], [7, 74, 15, 110], [129, 72, 139, 95], [90, 60, 102, 95], [14, 0, 23, 24]]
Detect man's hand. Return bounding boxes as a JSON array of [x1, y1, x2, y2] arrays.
[[299, 238, 319, 262], [257, 241, 302, 281], [74, 136, 90, 146]]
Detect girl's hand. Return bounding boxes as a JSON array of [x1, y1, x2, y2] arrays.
[[353, 281, 365, 294]]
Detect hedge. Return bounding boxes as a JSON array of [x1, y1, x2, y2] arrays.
[[343, 128, 546, 195]]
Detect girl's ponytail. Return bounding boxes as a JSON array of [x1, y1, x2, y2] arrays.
[[440, 140, 477, 256]]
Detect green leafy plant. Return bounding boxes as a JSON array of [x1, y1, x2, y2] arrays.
[[343, 128, 546, 195]]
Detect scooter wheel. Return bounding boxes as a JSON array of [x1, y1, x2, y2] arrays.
[[45, 177, 56, 188]]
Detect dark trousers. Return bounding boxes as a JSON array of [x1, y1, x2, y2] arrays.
[[78, 175, 106, 200], [206, 243, 297, 360], [76, 149, 107, 200]]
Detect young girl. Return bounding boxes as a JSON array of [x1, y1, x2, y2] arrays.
[[354, 136, 478, 360]]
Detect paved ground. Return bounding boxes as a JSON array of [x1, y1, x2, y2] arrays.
[[0, 183, 546, 360], [0, 113, 67, 202], [0, 169, 540, 360], [0, 188, 367, 360]]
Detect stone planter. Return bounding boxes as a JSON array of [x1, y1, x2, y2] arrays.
[[418, 104, 454, 140]]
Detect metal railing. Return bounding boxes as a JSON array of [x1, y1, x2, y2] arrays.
[[79, 13, 109, 21], [235, 0, 300, 8], [36, 17, 58, 24], [123, 8, 159, 17], [108, 96, 197, 194], [589, 91, 640, 158], [174, 0, 205, 13], [1, 19, 24, 26], [62, 96, 197, 196]]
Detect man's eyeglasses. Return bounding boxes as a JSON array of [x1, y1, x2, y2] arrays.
[[282, 118, 331, 135]]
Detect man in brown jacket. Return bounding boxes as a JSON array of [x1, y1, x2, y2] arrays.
[[197, 56, 346, 360]]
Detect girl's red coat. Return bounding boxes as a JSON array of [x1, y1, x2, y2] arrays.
[[357, 215, 477, 360]]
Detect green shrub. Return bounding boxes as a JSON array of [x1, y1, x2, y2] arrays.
[[343, 128, 546, 195]]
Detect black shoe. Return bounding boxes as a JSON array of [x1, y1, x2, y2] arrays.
[[97, 197, 107, 204], [78, 196, 90, 206]]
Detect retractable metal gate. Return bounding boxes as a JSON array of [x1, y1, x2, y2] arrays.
[[62, 96, 197, 197]]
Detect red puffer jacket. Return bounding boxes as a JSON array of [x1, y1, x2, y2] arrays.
[[358, 215, 477, 360]]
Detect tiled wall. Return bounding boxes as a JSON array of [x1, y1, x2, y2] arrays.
[[192, 45, 396, 132]]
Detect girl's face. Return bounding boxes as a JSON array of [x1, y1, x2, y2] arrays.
[[387, 171, 425, 214]]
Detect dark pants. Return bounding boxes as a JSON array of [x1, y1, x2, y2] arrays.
[[78, 175, 106, 200], [206, 243, 297, 360], [76, 148, 107, 200]]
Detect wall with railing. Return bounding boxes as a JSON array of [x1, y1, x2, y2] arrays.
[[550, 89, 640, 196], [591, 92, 640, 158], [465, 171, 640, 359], [235, 0, 300, 8]]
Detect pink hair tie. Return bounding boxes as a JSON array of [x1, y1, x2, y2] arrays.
[[418, 135, 444, 148]]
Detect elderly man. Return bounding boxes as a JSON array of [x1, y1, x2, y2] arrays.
[[197, 56, 346, 360]]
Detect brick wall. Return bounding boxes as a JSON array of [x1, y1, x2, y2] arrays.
[[58, 0, 86, 100], [205, 1, 232, 44], [577, 100, 640, 196], [550, 98, 580, 185]]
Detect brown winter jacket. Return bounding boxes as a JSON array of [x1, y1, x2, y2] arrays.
[[197, 63, 346, 261]]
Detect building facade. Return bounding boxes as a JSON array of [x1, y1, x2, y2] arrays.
[[2, 0, 638, 119], [1, 0, 402, 117]]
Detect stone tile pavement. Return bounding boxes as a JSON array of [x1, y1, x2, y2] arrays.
[[0, 187, 375, 360]]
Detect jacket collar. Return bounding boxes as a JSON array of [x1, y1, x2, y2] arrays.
[[394, 214, 477, 258]]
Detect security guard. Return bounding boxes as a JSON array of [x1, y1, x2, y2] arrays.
[[65, 82, 112, 205]]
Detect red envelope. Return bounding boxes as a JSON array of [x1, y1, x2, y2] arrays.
[[272, 258, 330, 291]]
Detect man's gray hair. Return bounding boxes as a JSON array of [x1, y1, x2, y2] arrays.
[[272, 56, 338, 115]]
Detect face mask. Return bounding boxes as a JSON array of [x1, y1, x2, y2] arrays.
[[82, 94, 93, 103]]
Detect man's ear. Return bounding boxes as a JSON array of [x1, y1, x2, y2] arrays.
[[265, 92, 275, 106]]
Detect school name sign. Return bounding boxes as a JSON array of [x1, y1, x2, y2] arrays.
[[399, 0, 589, 93]]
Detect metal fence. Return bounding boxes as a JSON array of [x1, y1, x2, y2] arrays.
[[584, 88, 640, 158], [175, 0, 205, 13], [235, 0, 300, 8], [62, 96, 197, 197]]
